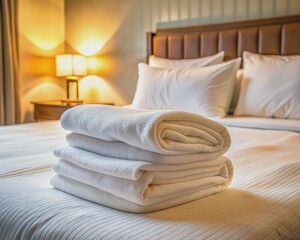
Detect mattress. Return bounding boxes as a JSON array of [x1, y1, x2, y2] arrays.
[[1, 119, 300, 239]]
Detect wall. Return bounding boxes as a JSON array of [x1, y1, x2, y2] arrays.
[[156, 0, 300, 28], [64, 0, 300, 107], [65, 0, 143, 106], [18, 0, 65, 122]]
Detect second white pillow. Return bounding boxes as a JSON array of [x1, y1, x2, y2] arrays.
[[132, 58, 241, 118], [234, 51, 300, 119]]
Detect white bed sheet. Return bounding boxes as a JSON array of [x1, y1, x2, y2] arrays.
[[1, 119, 300, 239], [0, 121, 67, 178], [219, 116, 300, 132], [125, 104, 300, 132]]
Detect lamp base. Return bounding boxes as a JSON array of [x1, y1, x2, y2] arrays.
[[66, 78, 80, 100]]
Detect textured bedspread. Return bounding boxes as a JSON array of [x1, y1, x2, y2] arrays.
[[1, 121, 300, 239], [0, 121, 67, 178]]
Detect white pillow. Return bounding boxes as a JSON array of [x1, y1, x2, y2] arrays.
[[234, 51, 300, 119], [132, 58, 241, 118], [229, 69, 243, 113], [148, 51, 224, 69]]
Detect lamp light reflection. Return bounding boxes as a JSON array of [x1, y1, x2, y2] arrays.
[[78, 40, 102, 56]]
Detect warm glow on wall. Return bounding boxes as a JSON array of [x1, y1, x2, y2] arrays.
[[25, 79, 64, 96], [23, 78, 65, 122], [79, 75, 107, 101], [86, 56, 107, 75], [19, 0, 64, 53], [66, 4, 125, 57], [87, 57, 99, 70], [64, 2, 130, 106], [79, 76, 125, 104], [78, 39, 103, 56], [29, 38, 63, 51]]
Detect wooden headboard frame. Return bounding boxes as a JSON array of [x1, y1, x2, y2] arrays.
[[147, 15, 300, 62]]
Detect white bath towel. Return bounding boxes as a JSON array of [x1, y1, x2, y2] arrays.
[[54, 146, 228, 182], [51, 171, 233, 213], [53, 158, 232, 205], [66, 133, 228, 164], [60, 105, 230, 155]]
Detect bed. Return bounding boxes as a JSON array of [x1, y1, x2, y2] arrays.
[[1, 15, 300, 240]]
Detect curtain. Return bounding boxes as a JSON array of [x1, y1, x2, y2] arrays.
[[0, 0, 21, 125]]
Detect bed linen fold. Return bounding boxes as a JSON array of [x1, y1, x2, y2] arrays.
[[60, 105, 230, 155], [53, 158, 232, 205]]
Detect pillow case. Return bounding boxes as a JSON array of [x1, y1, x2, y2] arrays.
[[132, 58, 241, 118], [229, 69, 243, 113], [234, 51, 300, 119], [148, 51, 224, 69]]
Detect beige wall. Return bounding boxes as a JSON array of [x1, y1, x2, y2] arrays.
[[65, 0, 144, 106], [19, 0, 65, 122], [64, 0, 300, 107], [157, 0, 300, 28]]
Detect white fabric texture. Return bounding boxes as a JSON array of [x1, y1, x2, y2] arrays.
[[57, 105, 232, 211], [66, 133, 228, 164], [229, 69, 243, 113], [51, 172, 232, 213], [132, 58, 241, 118], [54, 146, 228, 181], [60, 105, 231, 155], [0, 121, 66, 178], [234, 51, 300, 119], [52, 156, 232, 206], [148, 51, 224, 68], [219, 116, 300, 132], [1, 123, 300, 239]]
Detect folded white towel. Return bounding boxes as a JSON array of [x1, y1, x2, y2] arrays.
[[54, 146, 228, 182], [61, 105, 230, 155], [66, 133, 227, 164], [51, 171, 233, 213], [53, 158, 232, 205], [54, 157, 232, 205]]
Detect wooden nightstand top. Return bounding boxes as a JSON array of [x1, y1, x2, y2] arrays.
[[31, 100, 114, 121], [30, 100, 114, 107]]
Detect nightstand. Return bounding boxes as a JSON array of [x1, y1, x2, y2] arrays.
[[31, 100, 114, 121]]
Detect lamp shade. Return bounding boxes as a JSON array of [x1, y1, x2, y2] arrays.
[[55, 54, 87, 77]]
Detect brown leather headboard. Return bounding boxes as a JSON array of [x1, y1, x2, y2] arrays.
[[147, 15, 300, 61]]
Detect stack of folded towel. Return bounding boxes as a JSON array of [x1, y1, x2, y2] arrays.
[[51, 105, 233, 213]]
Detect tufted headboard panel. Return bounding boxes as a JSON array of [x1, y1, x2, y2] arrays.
[[147, 15, 300, 61]]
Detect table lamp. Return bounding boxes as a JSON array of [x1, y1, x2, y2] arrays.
[[55, 54, 87, 103]]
